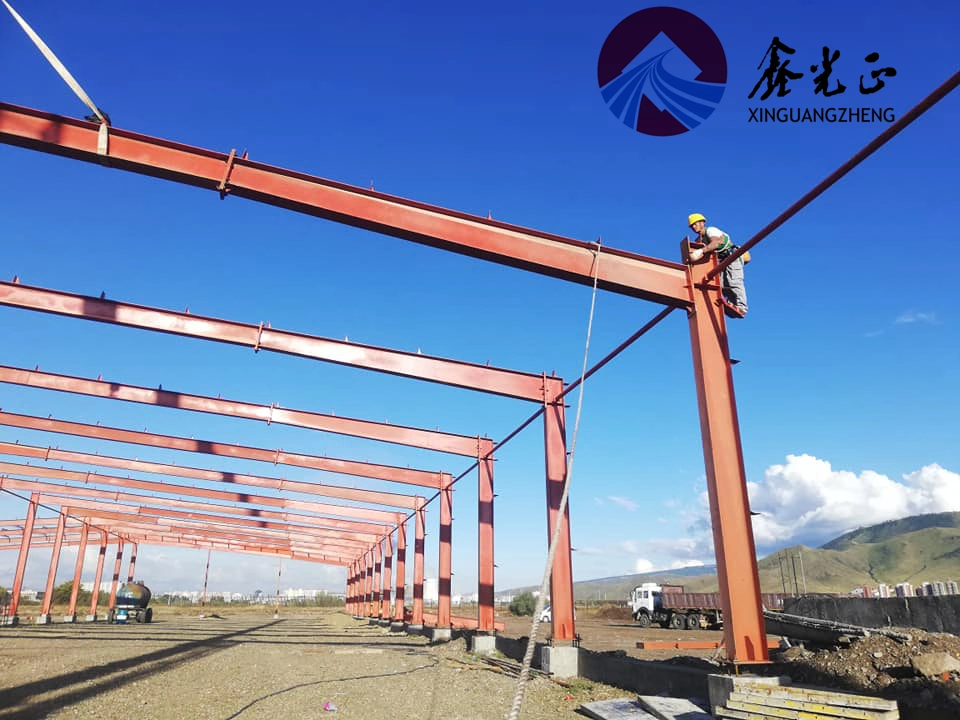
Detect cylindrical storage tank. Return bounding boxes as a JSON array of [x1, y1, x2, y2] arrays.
[[116, 582, 152, 609]]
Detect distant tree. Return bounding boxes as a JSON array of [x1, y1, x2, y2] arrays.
[[509, 592, 536, 616], [0, 586, 9, 605], [52, 581, 91, 606]]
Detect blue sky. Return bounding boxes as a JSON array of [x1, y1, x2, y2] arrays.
[[1, 1, 957, 598]]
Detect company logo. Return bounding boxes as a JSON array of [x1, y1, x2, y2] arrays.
[[747, 37, 898, 125], [597, 7, 727, 136]]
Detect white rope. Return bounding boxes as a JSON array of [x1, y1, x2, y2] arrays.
[[506, 240, 603, 720], [2, 0, 109, 155]]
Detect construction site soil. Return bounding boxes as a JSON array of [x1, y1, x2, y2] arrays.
[[0, 606, 957, 719]]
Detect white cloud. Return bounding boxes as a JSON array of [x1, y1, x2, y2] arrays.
[[634, 558, 654, 573], [748, 455, 960, 550], [670, 559, 705, 570], [593, 497, 605, 506], [607, 496, 638, 511], [895, 311, 938, 325]]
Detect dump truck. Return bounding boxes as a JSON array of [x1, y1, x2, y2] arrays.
[[108, 581, 153, 624], [629, 582, 789, 630]]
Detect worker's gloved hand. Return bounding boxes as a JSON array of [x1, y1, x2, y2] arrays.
[[688, 248, 704, 262]]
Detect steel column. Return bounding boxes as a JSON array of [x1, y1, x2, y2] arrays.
[[108, 540, 124, 610], [685, 248, 767, 662], [67, 523, 90, 618], [40, 512, 67, 616], [413, 503, 425, 626], [127, 542, 138, 582], [437, 478, 453, 629], [544, 396, 576, 642], [477, 439, 495, 633], [8, 492, 39, 617], [372, 541, 382, 617], [393, 520, 406, 621], [381, 532, 393, 619], [0, 102, 691, 306], [89, 531, 107, 616]]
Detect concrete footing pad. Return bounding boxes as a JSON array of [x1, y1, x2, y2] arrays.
[[389, 622, 406, 633], [85, 614, 99, 623], [428, 627, 452, 644], [541, 645, 579, 678], [367, 619, 380, 626], [0, 616, 19, 627], [62, 615, 77, 623], [376, 619, 391, 627], [469, 634, 497, 655], [406, 624, 424, 636], [35, 614, 51, 625]]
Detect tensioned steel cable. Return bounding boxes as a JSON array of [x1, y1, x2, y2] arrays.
[[710, 70, 960, 279]]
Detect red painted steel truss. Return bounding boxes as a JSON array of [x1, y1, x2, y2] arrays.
[[0, 100, 770, 659]]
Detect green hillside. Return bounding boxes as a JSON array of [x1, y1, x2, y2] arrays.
[[562, 513, 960, 602]]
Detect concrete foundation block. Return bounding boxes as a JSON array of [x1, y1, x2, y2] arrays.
[[367, 618, 381, 626], [0, 616, 19, 627], [35, 614, 52, 625], [707, 674, 788, 715], [406, 624, 424, 636], [389, 622, 406, 633], [541, 645, 579, 679], [429, 627, 452, 644], [377, 619, 391, 627], [62, 615, 77, 624], [85, 614, 99, 623], [470, 634, 497, 655]]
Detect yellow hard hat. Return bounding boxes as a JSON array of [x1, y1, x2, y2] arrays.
[[688, 213, 706, 227]]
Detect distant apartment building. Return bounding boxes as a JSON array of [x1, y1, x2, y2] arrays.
[[877, 583, 891, 598], [895, 582, 913, 598], [933, 581, 946, 596], [947, 581, 959, 595], [921, 582, 934, 596]]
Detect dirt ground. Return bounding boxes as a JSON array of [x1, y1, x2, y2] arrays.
[[0, 608, 627, 720]]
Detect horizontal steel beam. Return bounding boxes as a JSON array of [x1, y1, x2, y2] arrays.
[[0, 439, 421, 509], [0, 102, 691, 307], [0, 410, 448, 487], [0, 366, 481, 457], [1, 477, 383, 540], [0, 461, 403, 524], [0, 280, 551, 401]]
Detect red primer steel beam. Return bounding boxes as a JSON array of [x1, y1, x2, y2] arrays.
[[477, 441, 495, 633], [416, 612, 505, 633], [0, 461, 404, 525], [0, 440, 422, 509], [68, 512, 359, 560], [437, 477, 452, 628], [393, 521, 406, 622], [1, 476, 388, 539], [685, 248, 767, 663], [0, 281, 547, 401], [111, 539, 127, 609], [544, 398, 576, 642], [0, 102, 691, 308], [0, 411, 448, 488], [381, 532, 393, 619], [50, 497, 374, 552], [40, 511, 67, 616], [89, 531, 107, 616], [127, 542, 138, 582], [0, 367, 479, 457], [412, 503, 425, 626], [8, 492, 39, 616], [67, 522, 90, 618], [372, 541, 382, 616]]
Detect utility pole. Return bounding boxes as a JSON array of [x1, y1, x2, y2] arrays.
[[274, 559, 283, 619], [778, 552, 787, 593]]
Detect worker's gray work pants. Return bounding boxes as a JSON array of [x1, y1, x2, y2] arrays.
[[722, 256, 748, 315]]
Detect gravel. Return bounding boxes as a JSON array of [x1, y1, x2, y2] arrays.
[[0, 608, 626, 720]]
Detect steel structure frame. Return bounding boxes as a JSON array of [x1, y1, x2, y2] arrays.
[[0, 101, 766, 659]]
